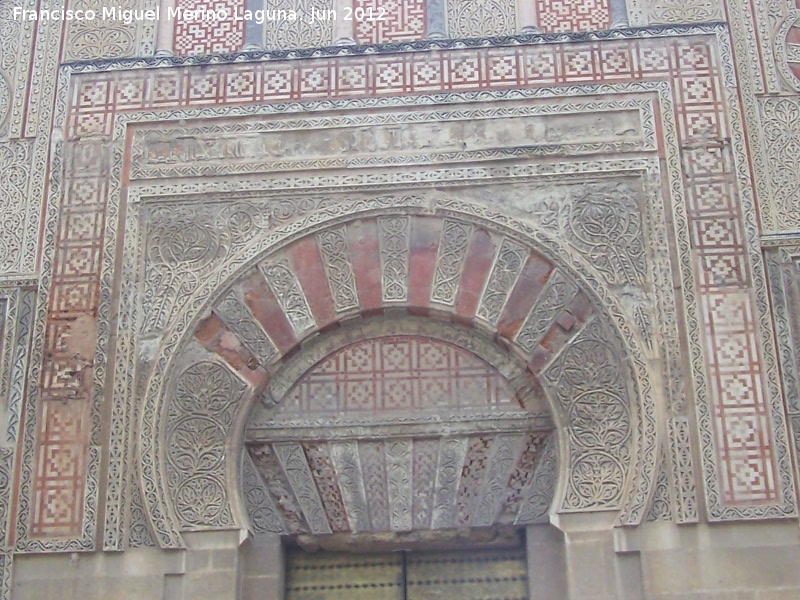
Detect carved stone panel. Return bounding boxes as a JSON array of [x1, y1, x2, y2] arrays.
[[130, 105, 648, 180], [264, 0, 334, 49], [63, 0, 140, 61], [166, 360, 247, 529], [541, 318, 632, 510], [0, 141, 33, 274], [446, 0, 516, 37], [646, 0, 723, 23], [759, 98, 800, 231]]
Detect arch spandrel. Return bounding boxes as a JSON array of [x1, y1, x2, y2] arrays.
[[141, 201, 656, 549]]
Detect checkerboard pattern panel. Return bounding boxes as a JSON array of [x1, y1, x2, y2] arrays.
[[536, 0, 611, 32], [31, 142, 109, 537], [173, 0, 245, 56], [31, 402, 88, 537], [355, 0, 426, 44], [279, 336, 520, 415], [43, 35, 782, 541], [671, 38, 777, 505]]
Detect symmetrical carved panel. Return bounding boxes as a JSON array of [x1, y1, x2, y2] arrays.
[[431, 220, 472, 306], [264, 0, 334, 49], [63, 0, 139, 61], [446, 0, 516, 38], [377, 216, 411, 303], [477, 239, 528, 326], [646, 0, 723, 24], [515, 432, 558, 524], [260, 260, 316, 334], [542, 318, 632, 510], [317, 226, 359, 313], [759, 98, 800, 231], [242, 449, 285, 534], [0, 142, 33, 274], [166, 361, 246, 528]]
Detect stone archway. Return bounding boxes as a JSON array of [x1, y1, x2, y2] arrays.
[[140, 204, 654, 549]]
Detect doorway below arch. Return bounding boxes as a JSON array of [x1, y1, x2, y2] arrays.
[[284, 543, 529, 600]]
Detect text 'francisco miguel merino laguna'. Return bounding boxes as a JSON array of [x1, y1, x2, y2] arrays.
[[11, 6, 372, 25]]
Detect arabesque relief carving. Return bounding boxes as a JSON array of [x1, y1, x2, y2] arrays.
[[136, 110, 643, 175]]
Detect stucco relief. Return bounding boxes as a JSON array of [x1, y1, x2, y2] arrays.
[[767, 246, 800, 491], [775, 10, 800, 92], [130, 103, 650, 180], [447, 0, 516, 37], [0, 142, 33, 274], [0, 74, 8, 131], [63, 0, 141, 61], [759, 98, 800, 231], [264, 0, 334, 48], [646, 0, 722, 23]]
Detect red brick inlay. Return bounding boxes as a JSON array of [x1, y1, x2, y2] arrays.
[[408, 217, 443, 309], [535, 0, 611, 33], [277, 336, 521, 415], [239, 271, 299, 355], [455, 229, 497, 321], [496, 254, 553, 340], [348, 219, 383, 312], [289, 239, 338, 330]]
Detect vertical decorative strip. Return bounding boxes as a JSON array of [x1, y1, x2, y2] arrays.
[[5, 290, 33, 445], [317, 226, 359, 313], [377, 216, 411, 303], [385, 440, 413, 532], [329, 442, 370, 532], [242, 450, 286, 534], [431, 437, 468, 529], [431, 220, 472, 306], [274, 443, 332, 535], [412, 439, 438, 530], [472, 434, 525, 527], [668, 417, 698, 523], [515, 432, 558, 524], [514, 270, 578, 353], [358, 441, 390, 531]]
